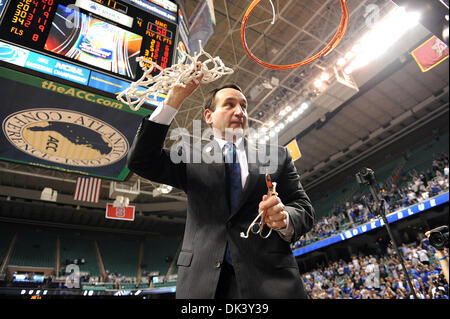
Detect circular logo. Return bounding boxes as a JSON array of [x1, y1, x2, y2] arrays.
[[2, 108, 129, 167]]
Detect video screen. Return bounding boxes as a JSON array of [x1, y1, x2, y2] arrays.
[[13, 273, 45, 283], [44, 4, 143, 79]]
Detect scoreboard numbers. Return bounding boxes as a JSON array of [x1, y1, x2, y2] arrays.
[[0, 0, 178, 80]]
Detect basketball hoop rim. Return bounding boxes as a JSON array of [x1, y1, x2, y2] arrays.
[[241, 0, 349, 70]]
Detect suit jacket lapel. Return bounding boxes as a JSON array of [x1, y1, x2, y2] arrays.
[[197, 139, 230, 214], [201, 138, 264, 219]]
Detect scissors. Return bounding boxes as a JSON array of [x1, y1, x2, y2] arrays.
[[240, 173, 278, 239]]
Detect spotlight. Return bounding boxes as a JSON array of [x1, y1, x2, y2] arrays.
[[267, 121, 275, 127], [344, 66, 353, 74], [313, 79, 323, 88], [443, 23, 449, 43], [320, 72, 330, 81], [345, 51, 355, 60], [300, 102, 309, 110], [336, 57, 346, 67], [285, 105, 292, 112], [351, 43, 362, 53]]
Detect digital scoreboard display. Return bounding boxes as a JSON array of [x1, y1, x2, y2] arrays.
[[0, 0, 178, 81]]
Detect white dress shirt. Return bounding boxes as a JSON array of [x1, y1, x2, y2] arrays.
[[148, 103, 293, 241]]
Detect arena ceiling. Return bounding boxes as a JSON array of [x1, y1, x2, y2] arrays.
[[0, 0, 448, 236]]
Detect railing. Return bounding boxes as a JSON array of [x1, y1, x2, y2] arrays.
[[292, 191, 449, 257]]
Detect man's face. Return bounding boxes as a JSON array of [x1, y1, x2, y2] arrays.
[[204, 88, 248, 139]]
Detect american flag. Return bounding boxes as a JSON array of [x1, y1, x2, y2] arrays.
[[73, 177, 102, 203]]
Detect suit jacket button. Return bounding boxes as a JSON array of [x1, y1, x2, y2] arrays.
[[215, 261, 221, 268]]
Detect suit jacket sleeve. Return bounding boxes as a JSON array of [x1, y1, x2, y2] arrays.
[[277, 147, 315, 243], [127, 117, 187, 192]]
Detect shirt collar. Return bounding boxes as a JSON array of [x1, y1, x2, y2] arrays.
[[215, 136, 244, 152]]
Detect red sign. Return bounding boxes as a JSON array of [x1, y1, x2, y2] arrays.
[[105, 204, 135, 221], [411, 35, 449, 72]]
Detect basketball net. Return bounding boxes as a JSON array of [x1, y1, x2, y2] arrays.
[[117, 41, 234, 111]]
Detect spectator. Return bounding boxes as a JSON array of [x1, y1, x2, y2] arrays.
[[301, 240, 449, 299], [292, 155, 449, 250]]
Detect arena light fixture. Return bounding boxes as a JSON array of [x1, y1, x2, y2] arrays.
[[320, 72, 330, 81], [341, 7, 421, 74], [344, 51, 355, 60], [336, 57, 346, 67], [314, 79, 324, 88]]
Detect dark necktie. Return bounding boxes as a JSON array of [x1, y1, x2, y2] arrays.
[[224, 142, 242, 211], [224, 142, 242, 266]]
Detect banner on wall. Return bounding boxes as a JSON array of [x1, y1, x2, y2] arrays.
[[411, 35, 449, 72], [0, 66, 152, 181], [105, 203, 135, 221]]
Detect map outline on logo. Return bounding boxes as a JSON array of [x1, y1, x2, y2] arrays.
[[2, 108, 130, 168]]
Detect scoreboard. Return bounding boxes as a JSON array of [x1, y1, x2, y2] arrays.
[[0, 0, 184, 182], [0, 0, 179, 92]]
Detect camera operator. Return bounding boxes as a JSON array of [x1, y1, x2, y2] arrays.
[[425, 226, 449, 284]]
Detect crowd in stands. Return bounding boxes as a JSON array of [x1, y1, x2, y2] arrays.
[[292, 152, 449, 250], [302, 238, 449, 299]]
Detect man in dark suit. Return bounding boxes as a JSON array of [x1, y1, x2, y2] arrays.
[[127, 77, 315, 299]]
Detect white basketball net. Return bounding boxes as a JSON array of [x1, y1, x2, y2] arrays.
[[117, 42, 234, 111]]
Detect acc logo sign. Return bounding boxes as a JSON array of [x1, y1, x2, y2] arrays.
[[2, 108, 129, 167]]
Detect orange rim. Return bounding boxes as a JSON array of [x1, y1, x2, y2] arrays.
[[241, 0, 349, 70]]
